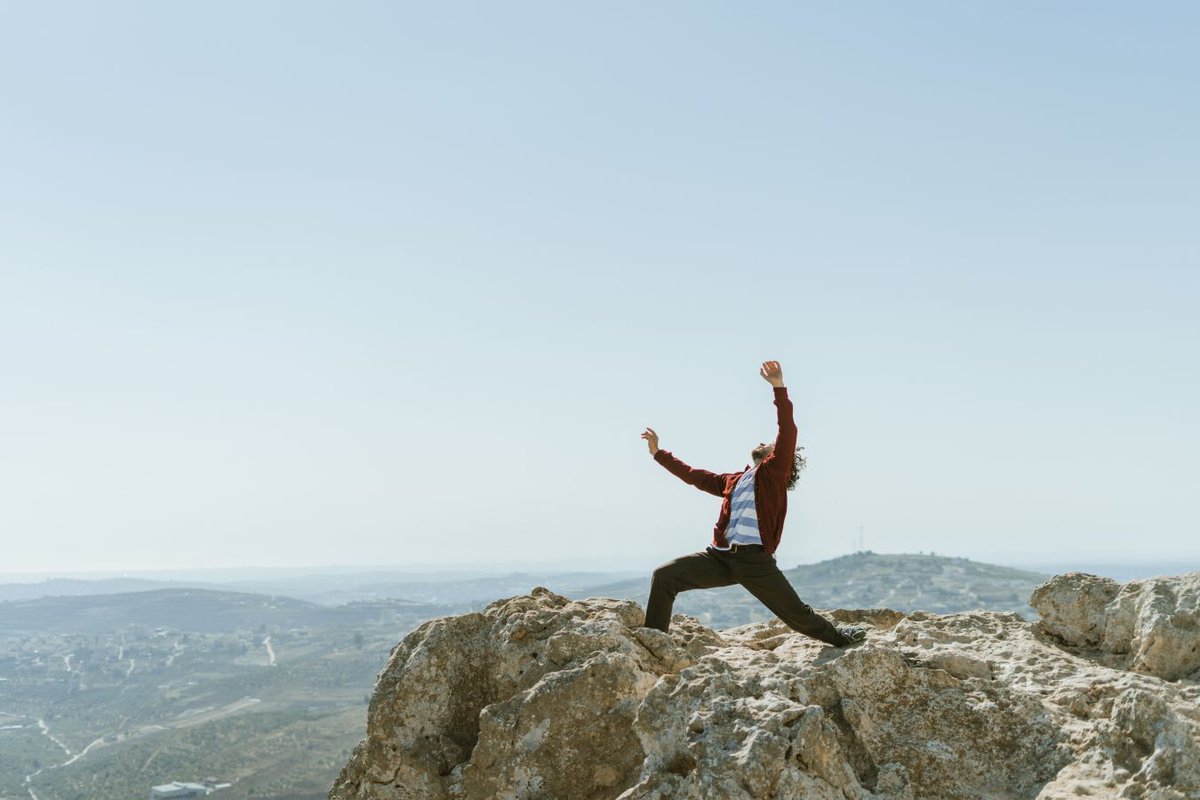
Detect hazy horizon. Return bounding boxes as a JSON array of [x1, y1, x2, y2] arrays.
[[3, 552, 1199, 588], [3, 3, 1197, 574]]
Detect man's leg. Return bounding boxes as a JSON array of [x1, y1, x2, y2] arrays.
[[737, 561, 850, 646], [644, 549, 736, 632]]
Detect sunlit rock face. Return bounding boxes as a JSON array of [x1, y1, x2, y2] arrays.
[[1032, 570, 1200, 681], [332, 574, 1200, 800]]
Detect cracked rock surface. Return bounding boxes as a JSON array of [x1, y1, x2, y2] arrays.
[[331, 574, 1200, 800], [1031, 571, 1200, 682]]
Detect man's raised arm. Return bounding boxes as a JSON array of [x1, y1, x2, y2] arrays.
[[641, 427, 727, 497], [758, 360, 798, 478]]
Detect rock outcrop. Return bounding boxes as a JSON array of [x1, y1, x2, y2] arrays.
[[332, 573, 1200, 800], [1031, 571, 1200, 681]]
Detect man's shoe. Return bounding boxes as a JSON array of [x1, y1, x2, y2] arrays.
[[836, 625, 868, 645]]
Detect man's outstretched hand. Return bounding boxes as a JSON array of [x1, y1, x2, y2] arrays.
[[641, 427, 660, 456], [760, 360, 785, 388]]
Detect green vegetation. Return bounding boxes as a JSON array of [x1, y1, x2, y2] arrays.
[[0, 590, 423, 800], [28, 707, 364, 800], [0, 724, 68, 793]]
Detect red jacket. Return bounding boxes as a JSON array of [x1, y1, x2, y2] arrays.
[[652, 386, 798, 555]]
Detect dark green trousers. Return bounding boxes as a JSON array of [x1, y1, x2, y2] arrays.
[[643, 544, 850, 646]]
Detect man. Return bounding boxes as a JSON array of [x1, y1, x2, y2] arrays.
[[640, 360, 866, 647]]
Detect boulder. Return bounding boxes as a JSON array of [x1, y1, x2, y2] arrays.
[[1032, 571, 1200, 681]]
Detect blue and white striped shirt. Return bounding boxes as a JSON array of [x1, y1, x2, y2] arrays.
[[713, 466, 762, 549]]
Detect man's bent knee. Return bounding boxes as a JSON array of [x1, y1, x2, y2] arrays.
[[650, 565, 677, 587]]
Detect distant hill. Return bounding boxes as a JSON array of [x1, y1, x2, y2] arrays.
[[0, 554, 1052, 636], [0, 570, 645, 607], [0, 577, 201, 603], [0, 588, 435, 636], [573, 551, 1051, 628]]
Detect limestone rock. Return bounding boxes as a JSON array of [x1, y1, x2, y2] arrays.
[[333, 573, 1200, 800], [330, 587, 699, 800], [1032, 571, 1200, 681], [1030, 572, 1122, 647]]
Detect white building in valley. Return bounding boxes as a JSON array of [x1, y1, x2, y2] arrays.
[[149, 780, 231, 798]]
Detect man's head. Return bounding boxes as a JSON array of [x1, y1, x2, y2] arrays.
[[751, 444, 808, 491], [751, 442, 774, 464]]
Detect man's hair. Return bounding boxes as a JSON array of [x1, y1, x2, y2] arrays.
[[787, 447, 807, 492]]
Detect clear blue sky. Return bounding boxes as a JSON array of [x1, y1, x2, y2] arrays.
[[2, 2, 1196, 574]]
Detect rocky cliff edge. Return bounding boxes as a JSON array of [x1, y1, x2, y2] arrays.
[[331, 571, 1200, 800]]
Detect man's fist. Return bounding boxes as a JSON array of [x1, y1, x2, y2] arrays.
[[759, 360, 785, 388], [641, 427, 660, 456]]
